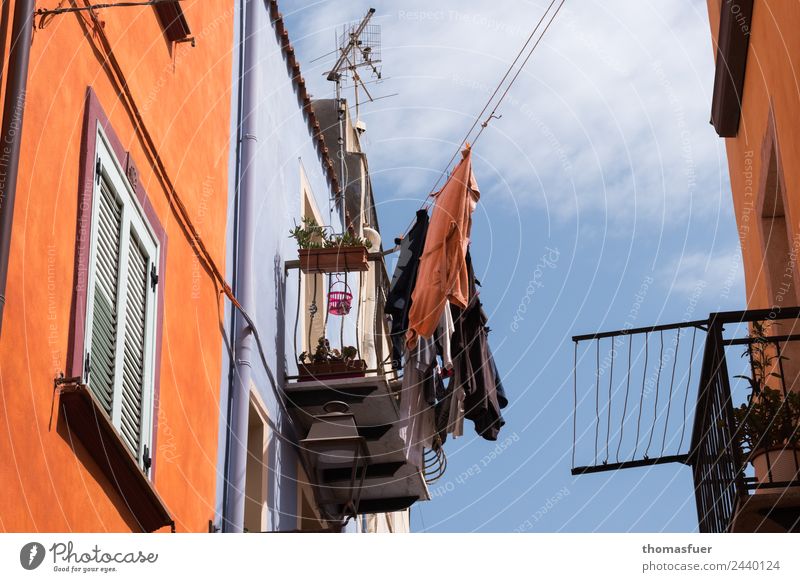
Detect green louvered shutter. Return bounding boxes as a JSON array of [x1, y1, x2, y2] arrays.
[[119, 233, 149, 456], [88, 180, 123, 416], [87, 135, 159, 473]]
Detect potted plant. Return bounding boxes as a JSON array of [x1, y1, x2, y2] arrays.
[[289, 217, 371, 273], [732, 321, 800, 492], [298, 336, 367, 381], [732, 388, 800, 491]]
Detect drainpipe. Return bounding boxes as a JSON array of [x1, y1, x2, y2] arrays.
[[0, 0, 12, 83], [223, 0, 259, 532], [0, 0, 34, 337]]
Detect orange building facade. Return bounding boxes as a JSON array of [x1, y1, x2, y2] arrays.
[[0, 2, 233, 532], [707, 0, 800, 311], [705, 0, 800, 531]]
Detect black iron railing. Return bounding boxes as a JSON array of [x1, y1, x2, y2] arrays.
[[284, 251, 395, 381], [571, 318, 708, 475], [689, 313, 744, 533], [284, 251, 448, 486], [573, 307, 800, 533]]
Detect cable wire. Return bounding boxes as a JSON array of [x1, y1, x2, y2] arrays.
[[395, 0, 567, 239], [424, 0, 560, 198], [468, 0, 567, 151], [37, 0, 186, 18]]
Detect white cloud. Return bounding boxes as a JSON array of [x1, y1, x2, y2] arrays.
[[283, 0, 730, 230], [658, 249, 744, 302]]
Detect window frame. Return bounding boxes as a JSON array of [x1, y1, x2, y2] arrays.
[[756, 105, 797, 305], [299, 168, 328, 354], [244, 391, 270, 533], [69, 87, 168, 480], [83, 127, 159, 471]]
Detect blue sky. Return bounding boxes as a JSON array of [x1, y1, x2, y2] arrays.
[[282, 0, 744, 532]]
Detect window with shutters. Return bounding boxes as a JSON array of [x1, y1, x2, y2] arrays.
[[83, 128, 159, 475]]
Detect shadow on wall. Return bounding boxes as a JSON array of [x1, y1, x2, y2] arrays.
[[275, 253, 286, 382], [54, 403, 144, 532]]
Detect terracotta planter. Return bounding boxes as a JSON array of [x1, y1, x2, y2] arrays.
[[751, 446, 800, 493], [297, 359, 367, 381], [298, 246, 369, 273]]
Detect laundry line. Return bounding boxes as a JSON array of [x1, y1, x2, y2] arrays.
[[394, 0, 567, 242]]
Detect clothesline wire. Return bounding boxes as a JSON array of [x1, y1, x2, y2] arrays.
[[467, 0, 567, 151], [425, 0, 559, 198], [395, 0, 567, 241]]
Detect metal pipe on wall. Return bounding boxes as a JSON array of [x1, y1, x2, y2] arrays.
[[0, 0, 34, 337], [0, 0, 12, 85], [223, 0, 259, 532]]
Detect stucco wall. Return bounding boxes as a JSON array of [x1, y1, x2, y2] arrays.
[[215, 1, 360, 532], [0, 2, 233, 532], [708, 0, 800, 307]]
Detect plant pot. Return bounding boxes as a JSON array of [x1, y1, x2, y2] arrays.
[[299, 246, 369, 273], [751, 446, 800, 494], [297, 359, 367, 381]]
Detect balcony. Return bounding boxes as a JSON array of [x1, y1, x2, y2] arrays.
[[571, 308, 800, 532], [283, 251, 431, 519]]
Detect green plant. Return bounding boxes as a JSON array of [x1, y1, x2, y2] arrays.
[[731, 320, 800, 459], [289, 217, 372, 250], [732, 388, 800, 458], [324, 230, 372, 250], [734, 320, 785, 395], [289, 216, 326, 249], [299, 336, 358, 365]]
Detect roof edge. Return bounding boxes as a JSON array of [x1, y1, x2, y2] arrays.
[[268, 0, 341, 196]]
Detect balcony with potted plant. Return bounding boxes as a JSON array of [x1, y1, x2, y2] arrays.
[[289, 217, 372, 273], [283, 246, 429, 521], [570, 307, 800, 532], [298, 336, 367, 381]]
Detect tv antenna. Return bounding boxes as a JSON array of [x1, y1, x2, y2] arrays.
[[323, 8, 382, 213], [326, 7, 382, 122]]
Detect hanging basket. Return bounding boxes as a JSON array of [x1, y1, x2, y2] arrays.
[[328, 281, 353, 316]]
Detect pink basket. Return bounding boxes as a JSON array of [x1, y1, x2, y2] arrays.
[[328, 290, 352, 316]]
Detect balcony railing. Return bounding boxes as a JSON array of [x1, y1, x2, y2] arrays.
[[285, 250, 396, 381], [572, 308, 800, 533], [282, 251, 436, 518]]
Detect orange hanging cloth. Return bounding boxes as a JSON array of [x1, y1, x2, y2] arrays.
[[406, 145, 480, 348]]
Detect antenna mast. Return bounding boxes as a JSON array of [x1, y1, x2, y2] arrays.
[[325, 8, 381, 214]]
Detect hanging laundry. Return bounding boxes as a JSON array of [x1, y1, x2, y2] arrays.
[[435, 376, 465, 443], [399, 339, 441, 467], [436, 305, 455, 372], [441, 249, 507, 441], [406, 146, 479, 349], [385, 209, 430, 368]]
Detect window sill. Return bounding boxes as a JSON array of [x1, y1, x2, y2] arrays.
[[58, 382, 173, 532]]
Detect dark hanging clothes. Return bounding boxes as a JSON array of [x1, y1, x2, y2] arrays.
[[385, 209, 429, 368], [413, 334, 438, 406], [446, 249, 507, 441], [400, 341, 441, 466], [493, 353, 508, 409], [434, 378, 464, 446]]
